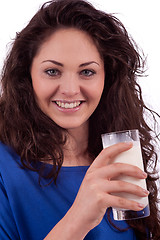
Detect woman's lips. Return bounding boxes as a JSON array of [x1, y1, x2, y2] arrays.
[[52, 100, 84, 112]]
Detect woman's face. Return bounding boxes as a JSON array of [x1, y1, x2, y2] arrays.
[[31, 28, 105, 130]]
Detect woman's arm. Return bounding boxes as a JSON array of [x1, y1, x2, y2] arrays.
[[44, 205, 91, 240], [44, 142, 148, 240]]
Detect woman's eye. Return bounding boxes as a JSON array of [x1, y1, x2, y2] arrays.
[[80, 69, 96, 77], [45, 69, 60, 76]]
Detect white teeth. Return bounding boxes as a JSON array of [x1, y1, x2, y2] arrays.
[[55, 101, 81, 109]]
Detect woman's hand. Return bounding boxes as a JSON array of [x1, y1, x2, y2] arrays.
[[44, 142, 148, 240], [69, 142, 148, 233]]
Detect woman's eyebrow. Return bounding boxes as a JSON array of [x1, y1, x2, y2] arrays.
[[41, 60, 100, 67], [79, 61, 100, 67], [41, 60, 63, 67]]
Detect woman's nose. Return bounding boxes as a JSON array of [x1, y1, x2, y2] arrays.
[[60, 74, 80, 97]]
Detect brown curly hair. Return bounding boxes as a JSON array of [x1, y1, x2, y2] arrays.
[[0, 0, 160, 238]]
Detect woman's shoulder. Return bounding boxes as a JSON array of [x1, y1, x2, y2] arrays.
[[0, 141, 39, 191], [0, 141, 19, 157], [0, 142, 20, 171], [0, 141, 14, 152]]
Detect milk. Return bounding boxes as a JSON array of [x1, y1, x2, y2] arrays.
[[112, 141, 148, 209]]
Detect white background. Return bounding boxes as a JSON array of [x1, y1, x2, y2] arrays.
[[0, 1, 159, 143]]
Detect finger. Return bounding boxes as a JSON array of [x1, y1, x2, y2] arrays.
[[104, 180, 149, 197], [105, 194, 145, 211], [91, 142, 133, 168], [97, 163, 147, 180]]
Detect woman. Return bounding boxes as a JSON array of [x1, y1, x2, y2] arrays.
[[0, 0, 159, 239]]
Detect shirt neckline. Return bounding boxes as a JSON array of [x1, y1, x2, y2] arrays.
[[59, 165, 90, 172]]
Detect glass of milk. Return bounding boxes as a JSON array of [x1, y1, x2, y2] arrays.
[[101, 129, 150, 220]]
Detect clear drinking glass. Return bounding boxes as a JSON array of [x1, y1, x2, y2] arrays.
[[101, 129, 150, 221]]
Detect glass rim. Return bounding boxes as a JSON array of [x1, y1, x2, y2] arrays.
[[101, 129, 139, 137]]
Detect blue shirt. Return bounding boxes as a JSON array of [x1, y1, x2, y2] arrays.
[[0, 142, 137, 239]]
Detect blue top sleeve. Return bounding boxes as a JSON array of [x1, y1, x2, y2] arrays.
[[0, 174, 20, 240]]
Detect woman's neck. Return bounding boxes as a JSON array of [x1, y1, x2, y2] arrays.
[[62, 123, 92, 166]]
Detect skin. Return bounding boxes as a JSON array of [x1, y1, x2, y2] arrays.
[[30, 28, 149, 239]]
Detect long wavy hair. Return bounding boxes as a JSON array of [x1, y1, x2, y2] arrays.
[[0, 0, 160, 238]]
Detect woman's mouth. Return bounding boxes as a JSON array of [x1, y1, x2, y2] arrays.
[[55, 101, 82, 109], [52, 100, 84, 112]]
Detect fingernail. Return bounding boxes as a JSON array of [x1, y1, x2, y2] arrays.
[[137, 203, 145, 209], [142, 189, 150, 195], [142, 172, 147, 178], [125, 142, 133, 146]]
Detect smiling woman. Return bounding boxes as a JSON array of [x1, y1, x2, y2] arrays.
[[0, 0, 160, 240], [31, 28, 104, 129]]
